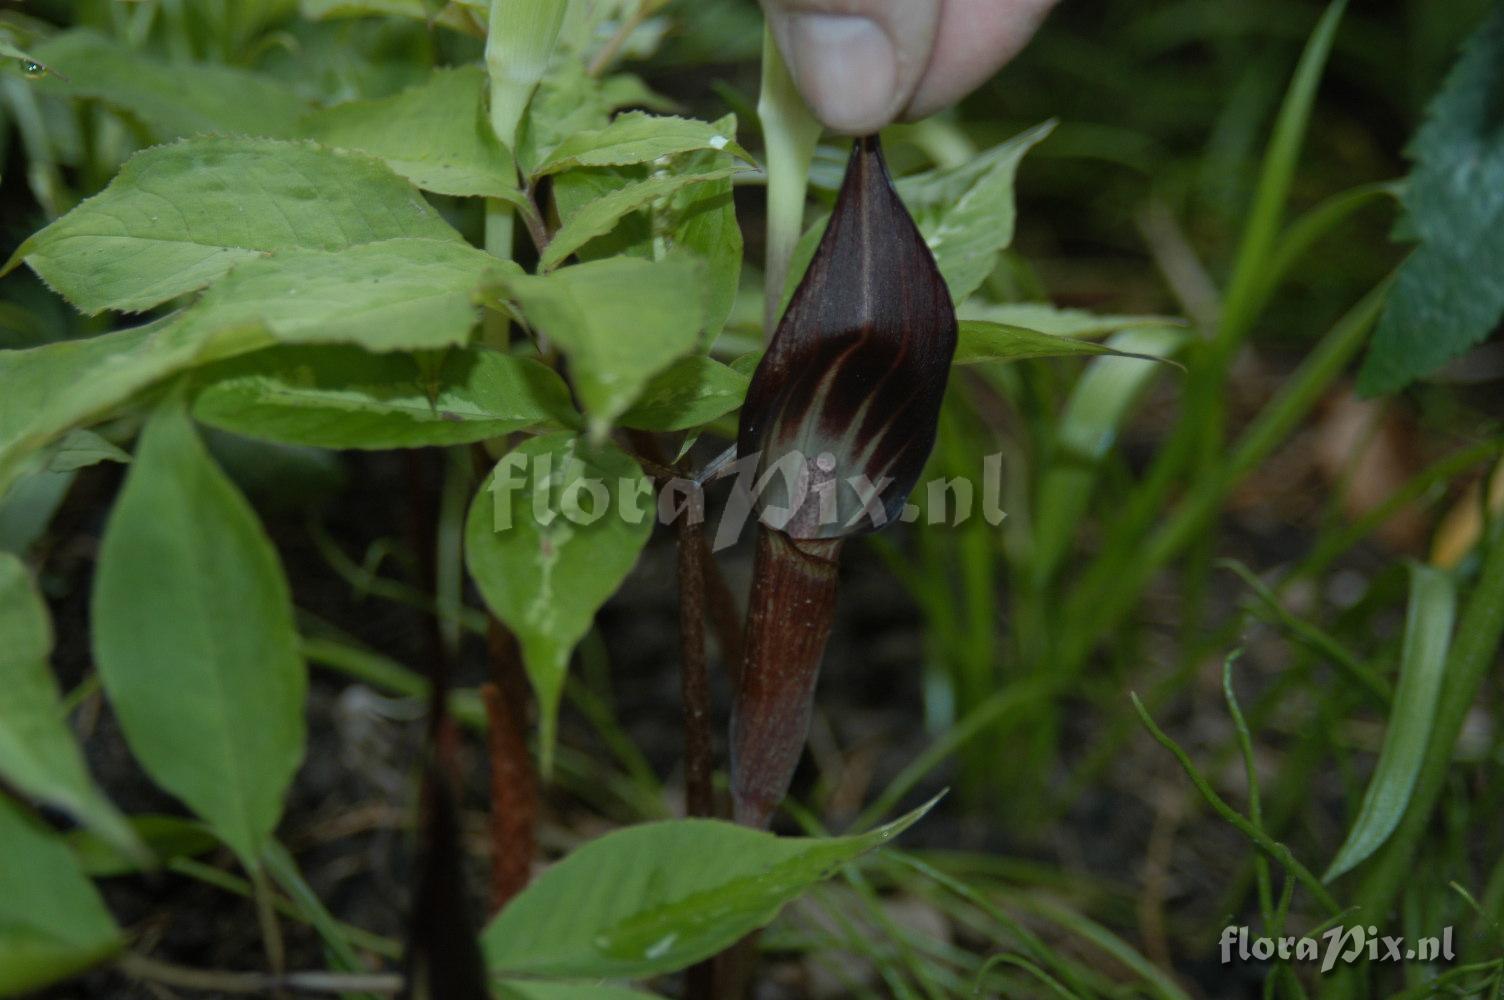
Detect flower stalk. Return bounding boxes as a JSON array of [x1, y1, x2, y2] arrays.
[[731, 529, 843, 827], [731, 134, 956, 827]]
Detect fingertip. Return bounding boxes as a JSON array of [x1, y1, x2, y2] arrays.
[[902, 0, 1058, 121], [762, 0, 945, 134], [783, 13, 902, 134]]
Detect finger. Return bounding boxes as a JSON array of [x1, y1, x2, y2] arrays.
[[901, 0, 1059, 122], [761, 0, 943, 134]]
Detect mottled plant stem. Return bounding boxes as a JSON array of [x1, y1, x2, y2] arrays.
[[677, 506, 716, 821], [699, 536, 745, 679], [483, 619, 537, 912], [731, 528, 843, 828]]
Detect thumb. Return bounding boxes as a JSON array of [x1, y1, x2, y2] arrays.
[[760, 0, 943, 135]]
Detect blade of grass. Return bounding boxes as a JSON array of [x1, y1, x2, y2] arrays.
[[1059, 278, 1390, 682], [853, 682, 1044, 832], [1324, 564, 1457, 881], [1013, 894, 1195, 1000], [974, 953, 1082, 1000], [1348, 524, 1504, 929], [1218, 0, 1350, 353]]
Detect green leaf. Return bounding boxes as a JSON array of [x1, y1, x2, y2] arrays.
[[778, 123, 1055, 313], [954, 320, 1174, 367], [541, 169, 737, 271], [0, 458, 75, 555], [68, 815, 219, 878], [465, 433, 652, 772], [485, 0, 568, 152], [671, 115, 743, 344], [47, 429, 131, 473], [533, 111, 751, 176], [482, 798, 935, 979], [34, 30, 308, 140], [1324, 563, 1457, 881], [0, 317, 266, 500], [551, 165, 652, 263], [517, 60, 618, 176], [499, 984, 665, 1000], [500, 254, 707, 435], [0, 554, 145, 864], [619, 355, 748, 432], [1357, 6, 1504, 395], [6, 137, 462, 315], [0, 32, 46, 73], [93, 400, 307, 866], [299, 0, 484, 33], [304, 66, 523, 202], [194, 344, 576, 449], [0, 796, 122, 996], [957, 302, 1183, 340], [175, 238, 512, 353], [904, 122, 1056, 304]]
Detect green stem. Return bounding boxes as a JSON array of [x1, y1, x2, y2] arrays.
[[1133, 693, 1342, 916], [757, 26, 821, 337]]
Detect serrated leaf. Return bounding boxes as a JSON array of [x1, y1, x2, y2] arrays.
[[672, 115, 743, 344], [0, 317, 266, 499], [1357, 7, 1504, 395], [6, 137, 461, 315], [957, 302, 1184, 340], [0, 796, 122, 996], [516, 60, 614, 175], [34, 30, 309, 141], [175, 238, 511, 352], [620, 355, 748, 431], [551, 165, 653, 263], [954, 320, 1174, 366], [304, 66, 523, 202], [0, 554, 145, 865], [541, 169, 737, 271], [500, 254, 707, 435], [482, 798, 935, 979], [194, 344, 576, 448], [93, 400, 306, 866], [533, 111, 751, 176], [465, 434, 651, 771], [1324, 564, 1457, 881]]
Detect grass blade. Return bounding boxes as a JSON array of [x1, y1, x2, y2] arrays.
[[1323, 563, 1457, 881]]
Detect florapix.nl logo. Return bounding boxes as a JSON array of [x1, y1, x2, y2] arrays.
[[485, 446, 1008, 549], [1219, 925, 1455, 974]]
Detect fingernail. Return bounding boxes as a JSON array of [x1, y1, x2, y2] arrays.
[[784, 13, 898, 134]]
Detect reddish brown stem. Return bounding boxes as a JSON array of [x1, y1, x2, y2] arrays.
[[730, 528, 843, 828], [483, 620, 538, 913], [699, 535, 745, 678], [677, 506, 716, 821]]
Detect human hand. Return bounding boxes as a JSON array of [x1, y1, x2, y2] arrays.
[[760, 0, 1059, 134]]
